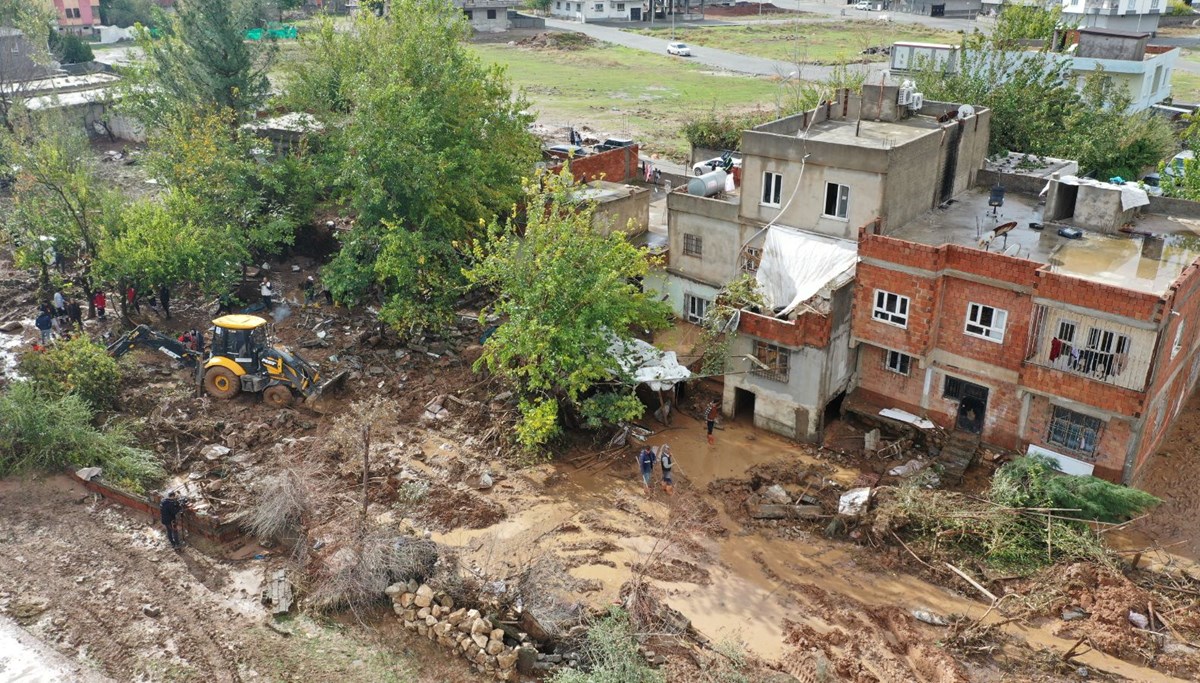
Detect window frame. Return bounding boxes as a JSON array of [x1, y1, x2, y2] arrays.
[[885, 350, 912, 376], [487, 8, 497, 17], [1047, 405, 1103, 457], [682, 233, 703, 258], [822, 182, 850, 220], [964, 302, 1008, 343], [464, 9, 474, 18], [1172, 322, 1185, 359], [684, 293, 710, 324], [740, 246, 762, 274], [752, 340, 790, 383], [872, 289, 910, 328], [761, 171, 782, 208]]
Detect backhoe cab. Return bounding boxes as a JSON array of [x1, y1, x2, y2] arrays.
[[109, 314, 321, 407]]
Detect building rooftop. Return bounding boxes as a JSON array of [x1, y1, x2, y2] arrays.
[[794, 115, 941, 149], [886, 187, 1200, 296], [572, 180, 645, 204]]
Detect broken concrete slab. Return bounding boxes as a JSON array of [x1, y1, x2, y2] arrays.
[[747, 501, 822, 520]]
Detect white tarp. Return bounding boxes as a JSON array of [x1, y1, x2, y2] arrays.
[[754, 227, 858, 315], [1043, 175, 1150, 211], [607, 335, 691, 392], [1026, 444, 1094, 477], [879, 408, 936, 430]]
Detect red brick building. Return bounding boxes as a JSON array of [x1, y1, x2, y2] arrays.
[[849, 191, 1200, 483]]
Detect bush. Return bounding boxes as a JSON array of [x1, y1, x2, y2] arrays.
[[18, 336, 122, 410], [1167, 0, 1194, 16], [58, 34, 94, 64], [551, 608, 663, 683], [0, 382, 163, 489], [990, 454, 1160, 524], [682, 110, 774, 152]]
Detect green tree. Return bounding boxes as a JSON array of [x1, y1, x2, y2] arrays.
[[120, 0, 273, 122], [283, 4, 539, 335], [525, 0, 553, 15], [465, 171, 672, 451], [1, 115, 121, 309], [57, 33, 95, 64], [99, 0, 166, 28], [17, 336, 123, 410], [143, 107, 318, 259], [95, 191, 245, 295], [988, 5, 1072, 49]]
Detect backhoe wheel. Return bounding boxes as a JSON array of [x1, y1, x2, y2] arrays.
[[264, 385, 294, 408], [204, 367, 240, 400]]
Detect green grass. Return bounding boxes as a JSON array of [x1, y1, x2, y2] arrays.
[[470, 42, 787, 159], [1173, 70, 1200, 104], [634, 20, 965, 64]]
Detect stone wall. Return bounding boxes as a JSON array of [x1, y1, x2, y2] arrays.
[[386, 581, 540, 681]]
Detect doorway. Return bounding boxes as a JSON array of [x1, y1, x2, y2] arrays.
[[953, 381, 989, 434], [630, 7, 641, 19], [734, 387, 756, 422]]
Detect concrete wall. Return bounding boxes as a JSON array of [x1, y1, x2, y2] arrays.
[[1077, 29, 1149, 61], [1147, 195, 1200, 219], [1065, 12, 1162, 33], [592, 186, 650, 237], [462, 6, 510, 31], [550, 0, 639, 20], [508, 11, 546, 28], [666, 191, 750, 287]]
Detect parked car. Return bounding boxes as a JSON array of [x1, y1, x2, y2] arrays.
[[855, 0, 873, 9], [667, 42, 691, 57], [545, 144, 588, 160], [1141, 172, 1163, 196], [692, 156, 742, 176], [596, 137, 635, 153], [1164, 150, 1194, 179]]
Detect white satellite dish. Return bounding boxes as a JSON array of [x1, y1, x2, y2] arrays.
[[958, 104, 976, 120]]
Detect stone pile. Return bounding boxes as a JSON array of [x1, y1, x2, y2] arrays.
[[385, 581, 534, 681]]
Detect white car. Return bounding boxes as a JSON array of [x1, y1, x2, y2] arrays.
[[667, 42, 691, 57], [855, 0, 872, 9], [692, 156, 742, 176]]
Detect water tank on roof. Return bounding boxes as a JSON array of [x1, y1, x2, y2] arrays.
[[688, 169, 727, 197]]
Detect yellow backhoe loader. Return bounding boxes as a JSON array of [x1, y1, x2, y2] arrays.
[[108, 314, 323, 407]]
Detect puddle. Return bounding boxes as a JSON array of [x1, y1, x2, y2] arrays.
[[0, 615, 110, 682], [1049, 231, 1200, 295], [222, 566, 267, 618]]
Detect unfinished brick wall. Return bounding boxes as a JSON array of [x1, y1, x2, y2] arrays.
[[739, 309, 832, 349], [855, 344, 928, 412], [549, 145, 641, 184], [934, 278, 1032, 371], [1034, 272, 1162, 323], [852, 261, 937, 356], [1022, 394, 1133, 481]]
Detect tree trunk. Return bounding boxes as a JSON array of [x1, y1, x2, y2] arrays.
[[361, 424, 371, 532]]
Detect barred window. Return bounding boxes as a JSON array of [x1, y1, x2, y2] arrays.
[[1047, 406, 1102, 457], [683, 234, 702, 257], [753, 341, 790, 383]]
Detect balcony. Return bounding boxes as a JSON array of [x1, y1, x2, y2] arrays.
[[1024, 304, 1155, 393]]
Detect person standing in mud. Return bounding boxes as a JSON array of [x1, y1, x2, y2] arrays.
[[260, 278, 275, 312], [638, 446, 657, 495], [704, 400, 720, 445], [659, 444, 675, 496], [159, 491, 187, 549]]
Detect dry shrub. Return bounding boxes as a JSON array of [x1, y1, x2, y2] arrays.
[[308, 529, 441, 614], [245, 459, 328, 545]]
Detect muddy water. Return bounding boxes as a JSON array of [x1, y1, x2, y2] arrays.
[[0, 320, 31, 380], [433, 415, 1188, 680], [1050, 231, 1200, 294], [0, 616, 112, 682]]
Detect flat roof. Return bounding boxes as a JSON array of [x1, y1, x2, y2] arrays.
[[572, 180, 645, 204], [797, 116, 941, 150], [886, 188, 1200, 296]]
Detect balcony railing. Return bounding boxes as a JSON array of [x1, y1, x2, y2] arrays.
[[1024, 305, 1155, 392]]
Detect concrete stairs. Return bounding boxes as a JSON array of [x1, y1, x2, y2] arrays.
[[938, 429, 980, 485]]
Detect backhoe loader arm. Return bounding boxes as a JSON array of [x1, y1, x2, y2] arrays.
[[107, 325, 201, 367]]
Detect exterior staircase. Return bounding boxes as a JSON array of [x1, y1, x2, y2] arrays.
[[938, 429, 980, 485]]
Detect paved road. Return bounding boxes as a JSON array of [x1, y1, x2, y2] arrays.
[[545, 17, 887, 80]]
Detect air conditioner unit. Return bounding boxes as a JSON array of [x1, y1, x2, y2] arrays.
[[897, 87, 912, 106], [910, 92, 924, 109]]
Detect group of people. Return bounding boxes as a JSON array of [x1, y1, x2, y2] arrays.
[[33, 291, 84, 344], [124, 284, 173, 320], [633, 400, 721, 495]]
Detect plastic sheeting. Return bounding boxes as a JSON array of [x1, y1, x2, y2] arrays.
[[607, 334, 692, 392], [754, 227, 858, 315]]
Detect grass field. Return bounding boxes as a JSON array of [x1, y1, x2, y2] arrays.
[[470, 42, 788, 159], [633, 20, 966, 65], [1173, 69, 1200, 104]]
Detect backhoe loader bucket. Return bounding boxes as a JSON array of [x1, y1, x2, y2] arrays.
[[303, 369, 350, 412]]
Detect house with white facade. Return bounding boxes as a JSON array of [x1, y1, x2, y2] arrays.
[[1060, 0, 1164, 32]]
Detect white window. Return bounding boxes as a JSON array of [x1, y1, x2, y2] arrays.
[[683, 233, 702, 257], [872, 289, 909, 328], [685, 294, 710, 324], [594, 3, 603, 10], [761, 171, 782, 207], [823, 182, 849, 219], [965, 303, 1007, 343], [885, 350, 912, 376], [740, 246, 762, 274], [1172, 322, 1185, 359], [617, 2, 625, 8]]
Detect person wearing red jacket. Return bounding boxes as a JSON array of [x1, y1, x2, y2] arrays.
[[92, 290, 107, 320]]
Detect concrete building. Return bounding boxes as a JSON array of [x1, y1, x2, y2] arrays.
[[1060, 0, 1163, 33], [1065, 28, 1179, 112], [661, 77, 991, 442], [575, 180, 651, 237], [48, 0, 102, 36], [455, 0, 516, 31], [0, 28, 53, 84], [893, 0, 982, 19], [549, 0, 643, 21], [848, 178, 1200, 484]]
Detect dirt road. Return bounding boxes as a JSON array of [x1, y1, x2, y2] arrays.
[[0, 476, 477, 683]]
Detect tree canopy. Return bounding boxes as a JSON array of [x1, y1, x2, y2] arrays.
[[283, 3, 540, 336], [465, 170, 672, 451]]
